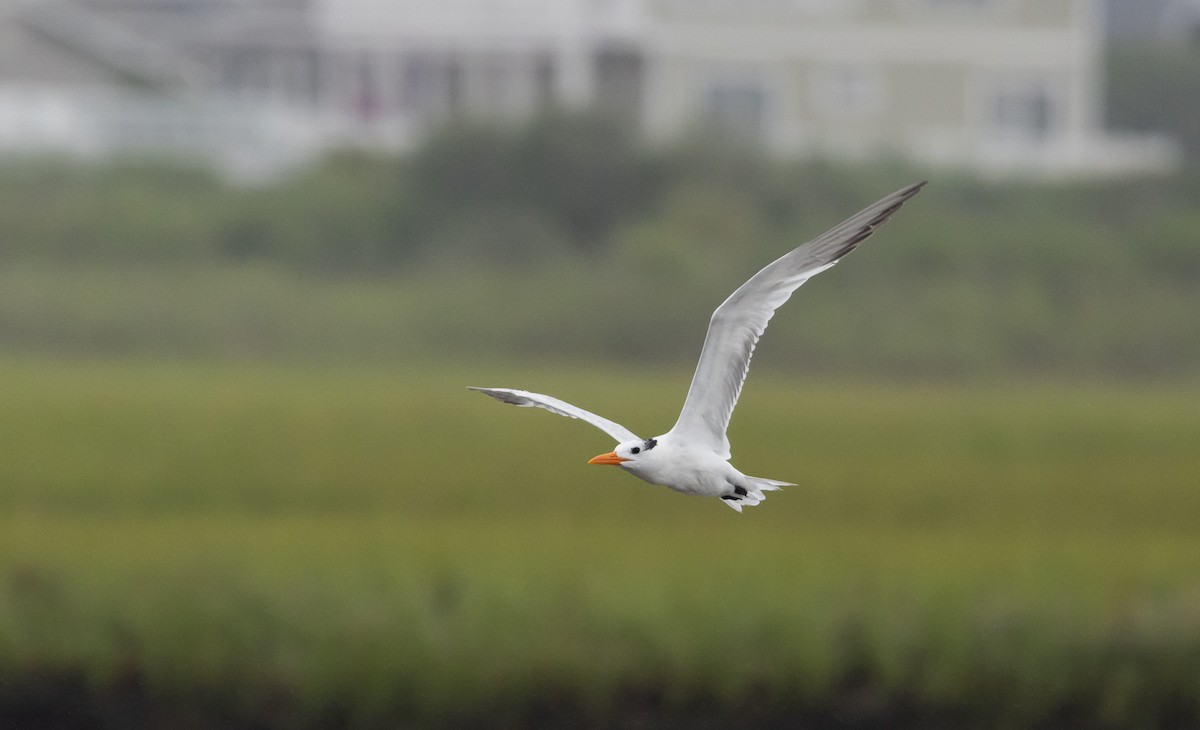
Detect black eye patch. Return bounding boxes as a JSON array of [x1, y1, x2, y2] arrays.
[[631, 447, 640, 454], [644, 438, 658, 451]]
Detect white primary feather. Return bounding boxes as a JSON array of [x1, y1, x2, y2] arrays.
[[469, 181, 925, 511]]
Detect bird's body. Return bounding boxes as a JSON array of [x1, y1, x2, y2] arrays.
[[470, 181, 925, 512], [615, 433, 741, 497]]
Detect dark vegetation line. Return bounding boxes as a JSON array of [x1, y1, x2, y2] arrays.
[[1, 110, 1198, 377], [3, 660, 1198, 730], [2, 113, 1199, 274]]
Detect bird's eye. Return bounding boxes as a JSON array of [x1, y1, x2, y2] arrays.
[[631, 447, 640, 454]]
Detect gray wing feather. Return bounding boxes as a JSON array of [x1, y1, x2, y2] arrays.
[[468, 387, 639, 443], [668, 181, 926, 458]]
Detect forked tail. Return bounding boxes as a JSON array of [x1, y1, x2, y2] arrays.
[[720, 476, 796, 513]]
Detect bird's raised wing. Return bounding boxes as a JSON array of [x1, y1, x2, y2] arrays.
[[669, 181, 926, 458], [468, 387, 640, 443]]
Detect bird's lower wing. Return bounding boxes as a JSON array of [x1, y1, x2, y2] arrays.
[[468, 387, 639, 443], [669, 181, 926, 458]]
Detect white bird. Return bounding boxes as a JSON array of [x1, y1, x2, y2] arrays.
[[470, 181, 925, 512]]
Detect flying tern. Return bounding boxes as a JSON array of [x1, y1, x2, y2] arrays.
[[470, 181, 925, 512]]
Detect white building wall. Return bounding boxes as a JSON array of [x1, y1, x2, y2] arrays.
[[0, 0, 1176, 177]]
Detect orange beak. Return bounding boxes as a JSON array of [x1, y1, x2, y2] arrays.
[[587, 451, 628, 466]]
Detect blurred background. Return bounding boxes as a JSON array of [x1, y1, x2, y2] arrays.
[[2, 0, 1199, 727]]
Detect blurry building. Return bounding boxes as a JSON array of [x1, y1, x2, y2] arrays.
[[0, 0, 320, 179], [0, 0, 1175, 178]]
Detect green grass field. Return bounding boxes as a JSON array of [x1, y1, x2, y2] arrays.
[[2, 358, 1199, 728]]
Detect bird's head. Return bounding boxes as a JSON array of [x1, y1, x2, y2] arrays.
[[587, 437, 659, 468]]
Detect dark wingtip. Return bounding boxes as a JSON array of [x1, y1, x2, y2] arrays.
[[821, 180, 927, 262]]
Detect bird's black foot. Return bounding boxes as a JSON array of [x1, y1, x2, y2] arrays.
[[721, 495, 741, 502], [733, 485, 748, 497]]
